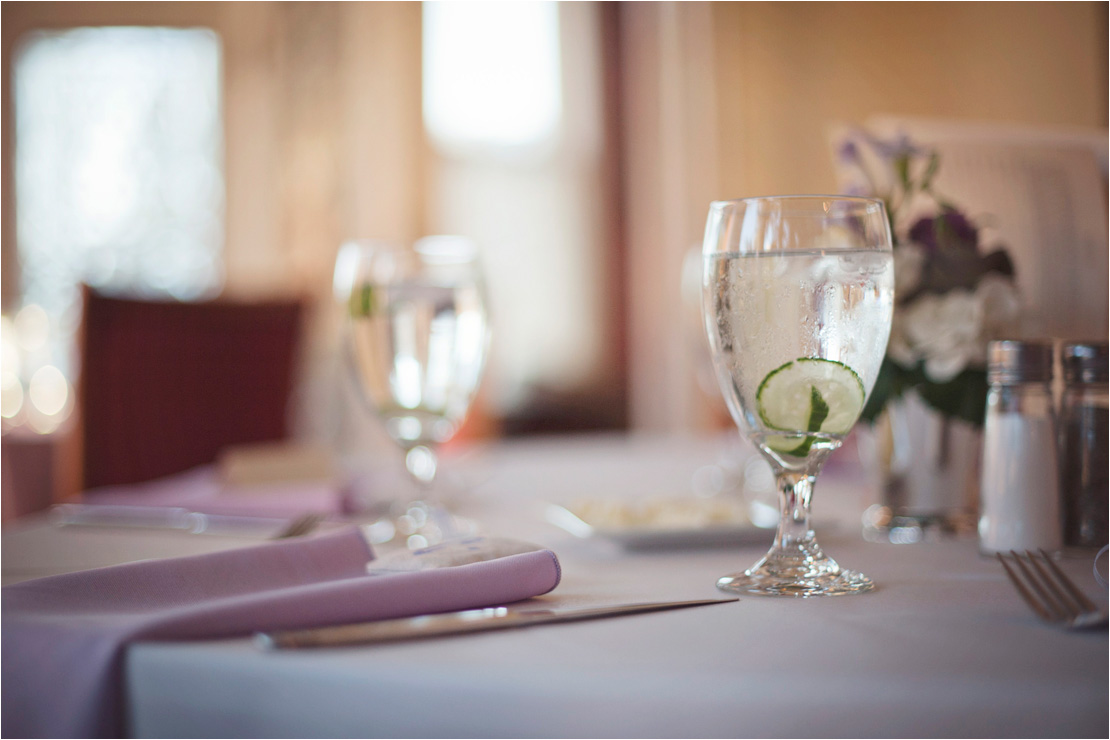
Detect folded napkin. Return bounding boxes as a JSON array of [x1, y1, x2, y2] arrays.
[[1, 527, 562, 738], [82, 465, 353, 519]]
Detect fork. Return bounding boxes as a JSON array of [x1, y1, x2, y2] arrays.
[[997, 549, 1108, 630]]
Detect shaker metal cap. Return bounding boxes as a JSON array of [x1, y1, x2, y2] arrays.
[[987, 339, 1054, 384], [1062, 341, 1108, 384]]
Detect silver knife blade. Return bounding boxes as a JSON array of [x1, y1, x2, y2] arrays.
[[51, 503, 291, 536], [256, 598, 738, 649]]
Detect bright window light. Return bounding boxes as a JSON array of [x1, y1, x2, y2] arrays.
[[14, 26, 223, 373], [423, 1, 562, 150]]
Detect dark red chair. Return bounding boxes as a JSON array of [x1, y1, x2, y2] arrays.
[[79, 287, 305, 490]]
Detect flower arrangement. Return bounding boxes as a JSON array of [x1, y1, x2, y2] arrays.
[[837, 130, 1021, 426]]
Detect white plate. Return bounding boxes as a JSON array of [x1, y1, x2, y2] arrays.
[[545, 499, 773, 551]]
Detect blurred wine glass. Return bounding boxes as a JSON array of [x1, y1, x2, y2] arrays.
[[334, 236, 490, 548]]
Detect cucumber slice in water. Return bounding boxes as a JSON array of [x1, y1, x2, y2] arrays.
[[756, 358, 865, 456]]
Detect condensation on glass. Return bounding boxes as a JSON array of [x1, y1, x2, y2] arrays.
[[14, 26, 224, 377]]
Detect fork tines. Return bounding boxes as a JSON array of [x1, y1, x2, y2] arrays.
[[997, 549, 1104, 629]]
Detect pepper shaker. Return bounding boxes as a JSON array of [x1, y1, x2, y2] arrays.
[[1059, 341, 1108, 549], [978, 340, 1062, 554]]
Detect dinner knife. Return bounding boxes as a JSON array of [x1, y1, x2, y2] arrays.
[[51, 503, 302, 537], [256, 597, 738, 649]]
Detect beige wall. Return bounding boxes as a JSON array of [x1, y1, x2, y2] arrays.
[[712, 1, 1108, 199]]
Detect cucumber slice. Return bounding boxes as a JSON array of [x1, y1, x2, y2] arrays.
[[756, 358, 865, 437]]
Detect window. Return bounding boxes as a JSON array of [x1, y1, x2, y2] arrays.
[[14, 26, 223, 374], [421, 3, 617, 429], [423, 1, 562, 153], [5, 26, 222, 432]]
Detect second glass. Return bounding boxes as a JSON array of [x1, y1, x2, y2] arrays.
[[334, 236, 490, 548]]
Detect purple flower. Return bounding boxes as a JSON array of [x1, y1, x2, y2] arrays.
[[864, 131, 926, 162], [908, 207, 978, 253], [837, 138, 861, 166]]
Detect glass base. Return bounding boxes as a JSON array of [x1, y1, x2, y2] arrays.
[[717, 539, 874, 597], [361, 499, 479, 550], [717, 568, 873, 597]]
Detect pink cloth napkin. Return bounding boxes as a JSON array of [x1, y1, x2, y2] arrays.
[[82, 465, 353, 519], [1, 527, 562, 738]]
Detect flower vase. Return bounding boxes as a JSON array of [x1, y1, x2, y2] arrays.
[[860, 390, 982, 543]]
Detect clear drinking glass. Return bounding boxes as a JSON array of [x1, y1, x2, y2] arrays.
[[333, 236, 490, 547], [702, 196, 894, 596]]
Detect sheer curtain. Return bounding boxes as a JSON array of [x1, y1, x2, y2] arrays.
[[421, 1, 729, 437], [422, 2, 625, 435]]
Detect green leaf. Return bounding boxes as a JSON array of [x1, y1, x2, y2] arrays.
[[863, 358, 988, 427], [350, 284, 374, 317], [860, 357, 922, 424], [894, 154, 911, 189], [782, 385, 832, 457], [807, 385, 829, 432], [920, 151, 941, 192], [785, 436, 815, 457], [915, 368, 989, 426]]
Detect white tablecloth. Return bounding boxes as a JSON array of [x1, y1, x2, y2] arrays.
[[4, 434, 1106, 738]]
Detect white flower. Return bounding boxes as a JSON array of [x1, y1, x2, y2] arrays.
[[899, 290, 984, 382], [893, 275, 1022, 383]]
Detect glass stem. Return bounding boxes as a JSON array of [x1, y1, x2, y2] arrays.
[[403, 444, 458, 537], [404, 444, 438, 490], [774, 469, 815, 550]]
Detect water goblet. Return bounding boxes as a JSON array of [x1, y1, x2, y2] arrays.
[[333, 236, 490, 548], [701, 195, 894, 596]]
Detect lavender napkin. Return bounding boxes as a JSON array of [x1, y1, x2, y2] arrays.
[[1, 527, 562, 738]]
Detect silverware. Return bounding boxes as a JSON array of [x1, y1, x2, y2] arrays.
[[272, 513, 322, 539], [52, 504, 321, 540], [997, 549, 1108, 630], [256, 597, 739, 649]]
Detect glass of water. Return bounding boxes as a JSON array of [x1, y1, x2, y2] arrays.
[[701, 196, 894, 596], [334, 236, 490, 548]]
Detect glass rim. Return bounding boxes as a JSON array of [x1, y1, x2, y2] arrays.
[[708, 194, 885, 210], [704, 194, 892, 255]]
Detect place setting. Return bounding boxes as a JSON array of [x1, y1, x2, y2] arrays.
[[1, 231, 719, 738], [4, 194, 887, 738], [2, 5, 1107, 737], [2, 111, 1106, 740], [4, 194, 1106, 738]]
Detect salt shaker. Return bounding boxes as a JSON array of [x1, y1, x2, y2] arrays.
[[978, 339, 1062, 554], [1059, 342, 1108, 549]]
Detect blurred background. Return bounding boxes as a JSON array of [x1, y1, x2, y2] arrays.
[[1, 1, 1107, 518]]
